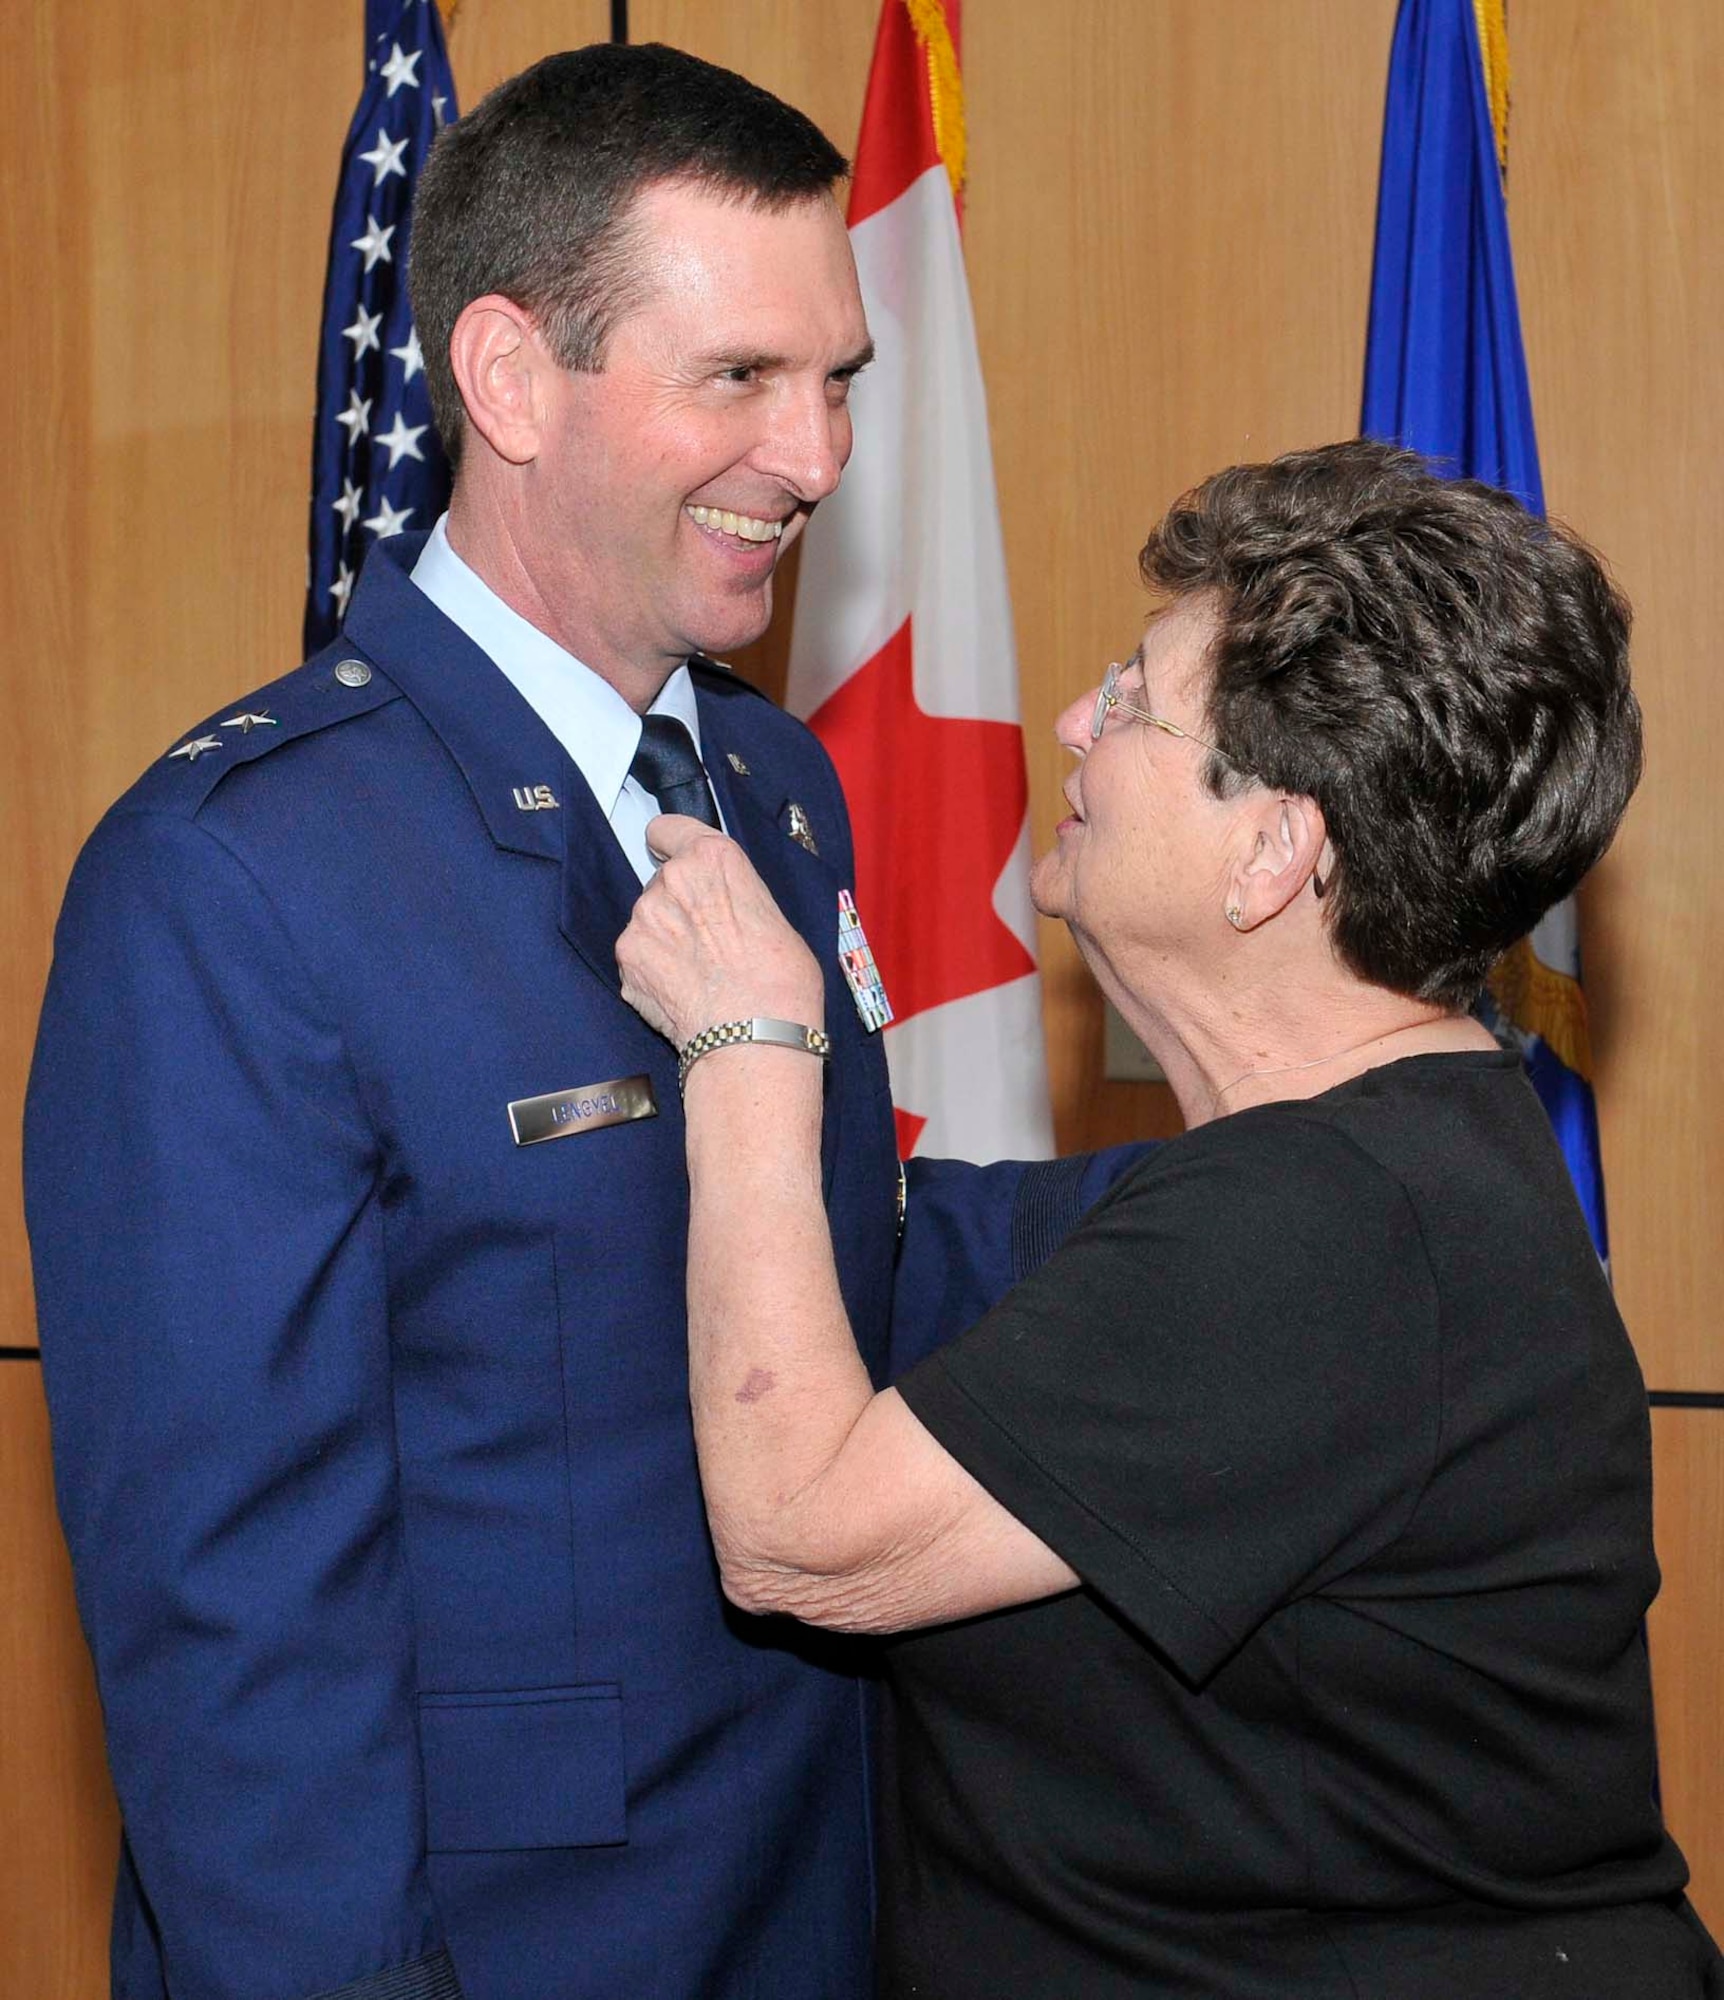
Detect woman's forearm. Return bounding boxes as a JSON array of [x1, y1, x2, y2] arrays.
[[617, 823, 1076, 1634], [681, 1041, 879, 1612]]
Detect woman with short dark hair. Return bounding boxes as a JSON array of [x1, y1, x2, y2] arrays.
[[1141, 441, 1641, 1010], [617, 440, 1719, 1999]]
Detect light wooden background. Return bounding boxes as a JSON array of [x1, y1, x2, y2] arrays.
[[3, 2, 1718, 1988]]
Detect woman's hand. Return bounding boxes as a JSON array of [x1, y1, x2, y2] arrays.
[[617, 814, 826, 1049]]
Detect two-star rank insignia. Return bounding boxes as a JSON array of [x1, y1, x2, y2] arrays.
[[169, 735, 223, 763], [221, 710, 278, 734]]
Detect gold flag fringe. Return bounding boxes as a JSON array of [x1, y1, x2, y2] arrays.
[[1487, 937, 1595, 1082], [904, 0, 966, 200], [1472, 0, 1510, 173], [1472, 1, 1596, 1087]]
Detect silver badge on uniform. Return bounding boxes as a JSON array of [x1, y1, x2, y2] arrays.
[[787, 802, 819, 855], [508, 1073, 658, 1146], [838, 891, 893, 1034]]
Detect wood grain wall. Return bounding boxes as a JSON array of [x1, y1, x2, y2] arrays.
[[3, 2, 1717, 1987]]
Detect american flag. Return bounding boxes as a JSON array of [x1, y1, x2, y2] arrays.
[[305, 0, 457, 652]]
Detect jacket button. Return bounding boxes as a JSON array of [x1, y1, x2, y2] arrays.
[[334, 658, 373, 688]]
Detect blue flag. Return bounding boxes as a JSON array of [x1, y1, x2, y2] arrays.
[[305, 0, 457, 653], [1362, 0, 1612, 1259]]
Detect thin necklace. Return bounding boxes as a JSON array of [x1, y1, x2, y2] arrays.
[[1211, 1016, 1445, 1109]]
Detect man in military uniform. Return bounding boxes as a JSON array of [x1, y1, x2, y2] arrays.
[[26, 42, 1135, 2000]]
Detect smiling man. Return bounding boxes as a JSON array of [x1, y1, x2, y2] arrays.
[[25, 44, 913, 2000], [416, 153, 874, 709]]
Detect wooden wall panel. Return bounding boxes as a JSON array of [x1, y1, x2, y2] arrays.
[[2, 0, 357, 1357], [1650, 1409, 1724, 1930], [2, 8, 371, 1984], [3, 2, 1718, 1989], [1510, 5, 1724, 1394], [0, 1369, 116, 1995], [966, 0, 1397, 1148], [439, 0, 611, 101], [1504, 4, 1724, 1927], [1, 0, 86, 1355], [630, 0, 880, 151]]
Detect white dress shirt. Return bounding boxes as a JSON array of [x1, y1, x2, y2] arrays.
[[410, 515, 721, 885]]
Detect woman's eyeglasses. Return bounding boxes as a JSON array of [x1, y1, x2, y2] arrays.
[[1091, 662, 1224, 756]]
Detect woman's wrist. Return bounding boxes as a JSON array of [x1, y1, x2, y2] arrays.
[[677, 1016, 830, 1094], [680, 1025, 827, 1194]]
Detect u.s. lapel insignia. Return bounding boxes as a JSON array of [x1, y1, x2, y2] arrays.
[[838, 890, 893, 1033], [169, 735, 223, 763], [726, 752, 750, 776], [787, 802, 819, 855], [512, 784, 560, 811], [220, 710, 278, 734]]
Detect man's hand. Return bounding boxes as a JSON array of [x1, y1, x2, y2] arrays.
[[618, 813, 825, 1047]]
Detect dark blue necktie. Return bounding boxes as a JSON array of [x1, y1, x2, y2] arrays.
[[629, 714, 721, 829]]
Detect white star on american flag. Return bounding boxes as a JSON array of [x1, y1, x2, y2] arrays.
[[379, 43, 422, 97], [350, 213, 396, 272], [375, 411, 428, 469], [335, 391, 372, 444], [390, 327, 425, 382], [357, 129, 410, 186], [342, 304, 383, 358], [363, 496, 416, 539]]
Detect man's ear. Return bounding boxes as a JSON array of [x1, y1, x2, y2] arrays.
[[1225, 794, 1328, 931], [447, 294, 546, 467]]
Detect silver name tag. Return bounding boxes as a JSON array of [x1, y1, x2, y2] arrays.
[[508, 1073, 658, 1147]]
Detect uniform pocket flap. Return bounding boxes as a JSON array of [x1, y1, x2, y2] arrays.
[[419, 1683, 626, 1851]]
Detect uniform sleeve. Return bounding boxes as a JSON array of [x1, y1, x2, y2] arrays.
[[25, 810, 461, 2000], [890, 1147, 1153, 1377], [895, 1117, 1443, 1686]]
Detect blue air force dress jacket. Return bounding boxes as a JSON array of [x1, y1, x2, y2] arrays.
[[28, 533, 1144, 2000], [27, 534, 915, 2000]]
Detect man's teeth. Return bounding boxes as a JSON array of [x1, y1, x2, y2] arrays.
[[685, 506, 784, 543]]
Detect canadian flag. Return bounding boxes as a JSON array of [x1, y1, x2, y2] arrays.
[[787, 0, 1054, 1162]]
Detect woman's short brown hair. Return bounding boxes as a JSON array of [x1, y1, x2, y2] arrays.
[[1140, 439, 1641, 1010]]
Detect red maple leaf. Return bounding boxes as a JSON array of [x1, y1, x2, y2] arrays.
[[808, 615, 1036, 1031]]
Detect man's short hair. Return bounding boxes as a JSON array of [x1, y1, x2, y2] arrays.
[[407, 42, 849, 468], [1139, 438, 1641, 1011]]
